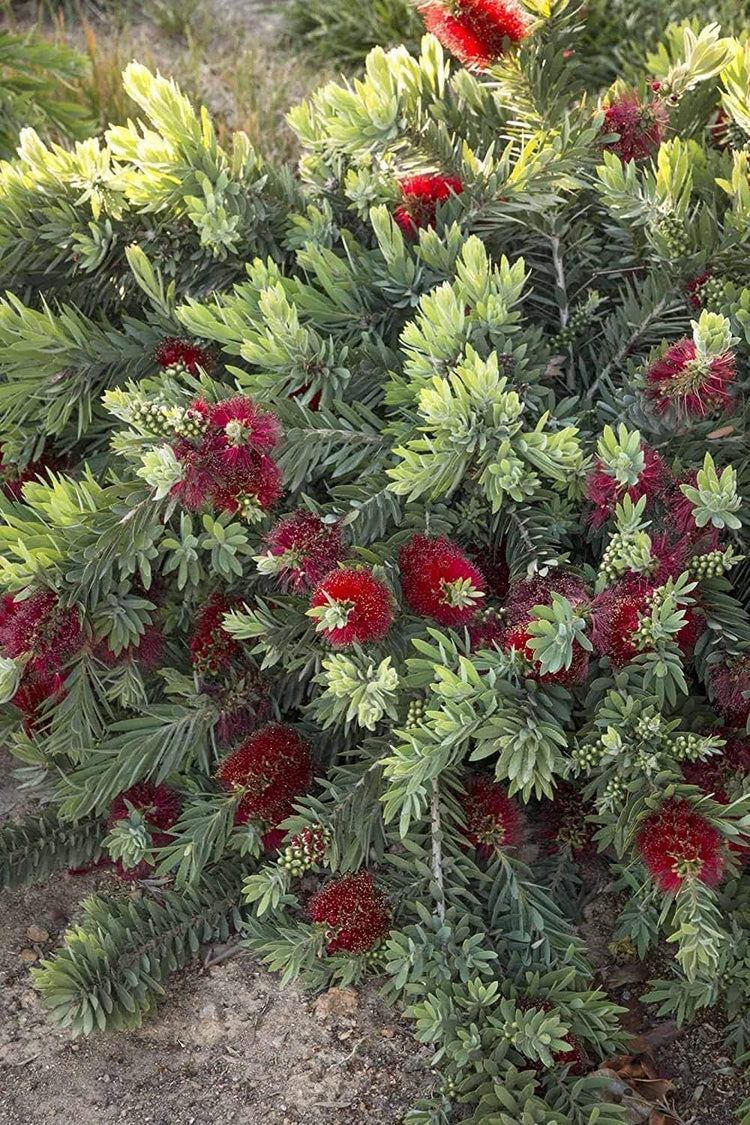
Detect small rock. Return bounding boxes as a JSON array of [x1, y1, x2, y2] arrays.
[[19, 948, 38, 963], [313, 987, 359, 1021], [26, 924, 50, 944], [381, 1028, 395, 1039]]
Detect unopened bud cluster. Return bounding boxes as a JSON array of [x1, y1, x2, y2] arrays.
[[654, 214, 689, 258], [405, 697, 427, 730], [669, 732, 713, 762], [170, 405, 209, 439], [571, 737, 607, 771], [129, 399, 174, 437], [556, 302, 596, 348], [363, 943, 388, 967], [280, 824, 331, 875], [690, 549, 734, 579], [602, 776, 626, 805]]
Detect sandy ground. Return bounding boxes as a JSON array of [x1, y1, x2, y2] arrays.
[[0, 749, 435, 1125]]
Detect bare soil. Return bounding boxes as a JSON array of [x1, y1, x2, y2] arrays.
[[0, 749, 435, 1125]]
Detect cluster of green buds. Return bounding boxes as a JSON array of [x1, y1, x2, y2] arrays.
[[601, 776, 627, 806], [690, 547, 742, 579], [235, 494, 266, 524], [128, 398, 175, 437], [692, 274, 728, 310], [668, 731, 723, 762], [280, 824, 331, 876], [363, 943, 388, 969], [599, 530, 653, 583], [653, 213, 690, 258], [442, 1075, 460, 1100], [169, 404, 209, 440], [633, 712, 666, 742], [570, 736, 608, 772], [404, 697, 427, 730], [554, 291, 602, 348]]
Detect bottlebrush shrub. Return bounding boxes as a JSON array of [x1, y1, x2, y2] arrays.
[[0, 11, 749, 1124]]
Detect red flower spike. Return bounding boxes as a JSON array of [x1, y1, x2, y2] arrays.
[[399, 535, 486, 626], [536, 781, 596, 856], [0, 444, 68, 500], [506, 574, 591, 628], [394, 174, 463, 239], [419, 0, 530, 70], [636, 798, 725, 893], [686, 272, 713, 310], [190, 594, 242, 677], [460, 775, 523, 859], [710, 656, 750, 728], [309, 568, 394, 647], [504, 622, 590, 685], [517, 999, 589, 1075], [601, 93, 668, 163], [585, 446, 670, 528], [467, 541, 510, 600], [207, 396, 281, 469], [263, 511, 348, 591], [155, 337, 212, 374], [108, 782, 182, 882], [210, 453, 284, 516], [109, 782, 181, 832], [97, 625, 165, 671], [308, 870, 391, 955], [0, 590, 82, 678], [216, 723, 313, 827], [591, 578, 654, 667], [645, 338, 736, 417]]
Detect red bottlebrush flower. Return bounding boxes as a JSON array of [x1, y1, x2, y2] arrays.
[[155, 337, 212, 374], [649, 532, 689, 584], [535, 781, 596, 856], [108, 781, 182, 881], [210, 454, 283, 515], [710, 656, 750, 728], [206, 396, 281, 469], [393, 174, 463, 238], [504, 622, 590, 685], [109, 782, 181, 832], [468, 610, 506, 652], [585, 447, 670, 528], [601, 93, 668, 163], [170, 438, 218, 510], [506, 574, 591, 628], [591, 578, 653, 667], [97, 625, 165, 671], [216, 723, 313, 827], [0, 444, 68, 500], [686, 272, 713, 310], [666, 473, 720, 550], [263, 511, 348, 591], [170, 395, 283, 517], [636, 798, 725, 893], [11, 671, 65, 731], [682, 757, 730, 804], [308, 869, 391, 955], [190, 594, 242, 677], [460, 774, 523, 858], [645, 338, 737, 417], [467, 541, 510, 600], [399, 535, 486, 625], [0, 589, 82, 677], [419, 0, 530, 70], [517, 999, 589, 1075], [309, 567, 394, 647], [289, 383, 322, 411]]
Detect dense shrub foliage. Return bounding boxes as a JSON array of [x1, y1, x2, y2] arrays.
[[0, 2, 748, 1121]]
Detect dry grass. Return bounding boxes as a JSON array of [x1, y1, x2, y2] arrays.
[[0, 0, 326, 163]]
